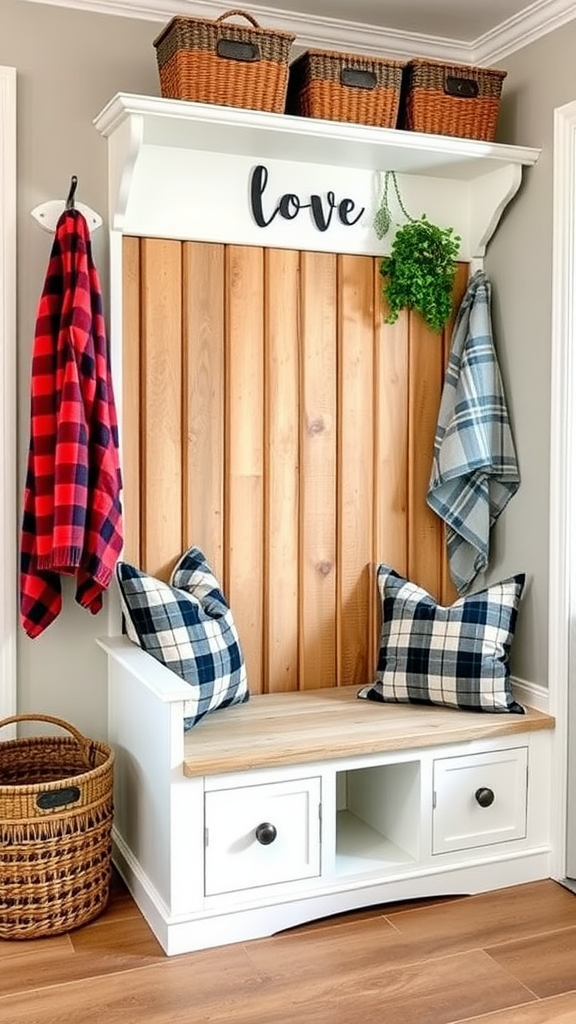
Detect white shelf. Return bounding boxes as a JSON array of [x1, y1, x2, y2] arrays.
[[93, 93, 541, 263], [336, 810, 416, 877], [95, 93, 540, 181]]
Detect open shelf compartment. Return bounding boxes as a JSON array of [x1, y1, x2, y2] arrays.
[[335, 761, 421, 876]]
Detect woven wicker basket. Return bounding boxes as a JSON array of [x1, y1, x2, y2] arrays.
[[287, 49, 405, 128], [402, 58, 507, 141], [153, 8, 295, 113], [0, 714, 114, 940]]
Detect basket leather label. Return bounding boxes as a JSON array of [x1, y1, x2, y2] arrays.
[[250, 164, 365, 234], [216, 39, 260, 62], [445, 76, 479, 98], [36, 786, 81, 809], [340, 68, 377, 91]]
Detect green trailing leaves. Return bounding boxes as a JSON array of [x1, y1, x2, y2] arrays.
[[373, 171, 461, 334], [379, 216, 461, 334]]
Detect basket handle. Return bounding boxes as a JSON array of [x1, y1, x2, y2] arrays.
[[0, 713, 93, 758], [216, 9, 261, 27]]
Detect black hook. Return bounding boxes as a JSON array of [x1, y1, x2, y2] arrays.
[[65, 175, 78, 210]]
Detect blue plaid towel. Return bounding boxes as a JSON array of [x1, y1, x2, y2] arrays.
[[427, 271, 520, 594]]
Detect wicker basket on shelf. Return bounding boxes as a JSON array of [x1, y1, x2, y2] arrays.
[[153, 8, 295, 113], [401, 58, 507, 141], [0, 713, 114, 940], [287, 48, 405, 128]]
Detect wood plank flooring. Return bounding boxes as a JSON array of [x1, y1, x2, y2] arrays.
[[1, 873, 576, 1023]]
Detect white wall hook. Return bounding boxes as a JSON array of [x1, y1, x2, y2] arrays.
[[31, 199, 103, 234]]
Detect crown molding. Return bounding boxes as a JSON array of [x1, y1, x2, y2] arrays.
[[474, 0, 576, 64], [15, 0, 576, 65], [3, 0, 461, 63], [14, 0, 472, 60]]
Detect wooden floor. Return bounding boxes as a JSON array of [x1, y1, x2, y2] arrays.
[[2, 873, 576, 1023]]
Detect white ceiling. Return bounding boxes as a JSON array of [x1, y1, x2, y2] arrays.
[[17, 0, 576, 63], [281, 0, 537, 43]]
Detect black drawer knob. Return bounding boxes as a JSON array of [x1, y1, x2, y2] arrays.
[[255, 822, 277, 845], [475, 787, 495, 808]]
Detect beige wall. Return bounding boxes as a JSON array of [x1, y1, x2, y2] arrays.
[[1, 0, 574, 732], [488, 21, 576, 687], [0, 0, 160, 736]]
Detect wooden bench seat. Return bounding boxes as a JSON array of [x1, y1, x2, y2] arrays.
[[183, 685, 554, 777]]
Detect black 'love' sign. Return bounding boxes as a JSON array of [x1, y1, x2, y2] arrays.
[[249, 164, 365, 233]]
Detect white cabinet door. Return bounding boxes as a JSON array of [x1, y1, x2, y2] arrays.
[[433, 747, 528, 854], [204, 776, 321, 896]]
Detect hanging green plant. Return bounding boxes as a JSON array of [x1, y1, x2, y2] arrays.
[[374, 172, 461, 334]]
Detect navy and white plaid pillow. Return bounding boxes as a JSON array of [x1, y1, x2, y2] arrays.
[[116, 547, 248, 730], [358, 565, 526, 714]]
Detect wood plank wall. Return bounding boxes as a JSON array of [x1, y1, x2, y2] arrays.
[[121, 237, 468, 694]]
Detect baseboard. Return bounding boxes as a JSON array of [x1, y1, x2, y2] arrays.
[[512, 676, 549, 713], [111, 828, 172, 951]]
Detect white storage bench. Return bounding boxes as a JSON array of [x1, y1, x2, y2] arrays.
[[98, 635, 555, 956]]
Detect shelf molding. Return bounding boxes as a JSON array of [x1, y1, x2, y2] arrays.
[[94, 92, 541, 262]]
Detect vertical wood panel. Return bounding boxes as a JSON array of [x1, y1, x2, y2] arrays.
[[407, 315, 445, 599], [121, 236, 142, 566], [140, 239, 183, 580], [300, 251, 337, 689], [370, 274, 410, 680], [225, 246, 265, 693], [373, 272, 410, 572], [407, 264, 469, 601], [182, 242, 225, 582], [264, 249, 300, 693], [338, 255, 374, 686]]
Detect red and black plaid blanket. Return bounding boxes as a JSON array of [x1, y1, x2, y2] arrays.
[[20, 209, 123, 638]]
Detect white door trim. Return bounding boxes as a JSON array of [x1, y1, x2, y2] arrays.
[[549, 99, 576, 878], [0, 65, 17, 719]]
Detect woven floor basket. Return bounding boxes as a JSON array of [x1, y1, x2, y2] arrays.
[[402, 58, 507, 141], [287, 49, 405, 128], [0, 714, 114, 940], [153, 8, 295, 113]]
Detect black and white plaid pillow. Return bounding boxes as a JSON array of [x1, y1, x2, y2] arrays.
[[358, 565, 526, 714], [116, 547, 248, 730]]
